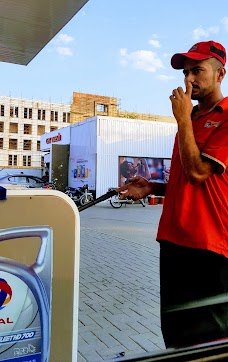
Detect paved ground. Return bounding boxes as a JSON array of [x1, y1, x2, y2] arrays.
[[77, 201, 166, 362]]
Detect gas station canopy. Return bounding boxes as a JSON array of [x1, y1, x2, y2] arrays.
[[0, 0, 89, 65]]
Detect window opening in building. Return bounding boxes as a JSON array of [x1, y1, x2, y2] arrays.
[[37, 140, 40, 151], [24, 108, 28, 118], [63, 112, 70, 123], [24, 124, 32, 135], [0, 138, 3, 149], [0, 122, 4, 132], [37, 125, 45, 135], [23, 155, 31, 166], [10, 106, 19, 118], [38, 109, 46, 120], [1, 105, 4, 116], [13, 155, 17, 166], [24, 107, 32, 119], [8, 155, 13, 166], [42, 110, 46, 120], [8, 155, 17, 166], [51, 111, 58, 121], [9, 123, 18, 133], [50, 126, 57, 132], [23, 140, 32, 150], [41, 156, 44, 168], [96, 103, 109, 113], [9, 139, 18, 150]]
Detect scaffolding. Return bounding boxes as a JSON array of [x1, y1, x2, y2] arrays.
[[70, 92, 121, 123], [70, 92, 176, 124]]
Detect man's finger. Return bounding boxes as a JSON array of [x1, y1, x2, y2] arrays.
[[116, 184, 129, 192], [185, 81, 192, 96], [119, 191, 129, 200], [177, 86, 184, 94]]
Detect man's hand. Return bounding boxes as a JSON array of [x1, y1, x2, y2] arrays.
[[116, 176, 153, 200], [169, 82, 193, 124]]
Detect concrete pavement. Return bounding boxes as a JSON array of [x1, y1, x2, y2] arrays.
[[77, 201, 166, 361]]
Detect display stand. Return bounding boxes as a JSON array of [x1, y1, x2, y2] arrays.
[[0, 188, 80, 362]]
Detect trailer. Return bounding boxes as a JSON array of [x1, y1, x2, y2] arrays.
[[68, 116, 177, 197], [41, 116, 177, 196]]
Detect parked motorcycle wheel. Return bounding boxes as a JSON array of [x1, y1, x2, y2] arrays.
[[65, 190, 73, 198], [139, 198, 146, 207], [110, 195, 122, 208], [80, 194, 94, 206]]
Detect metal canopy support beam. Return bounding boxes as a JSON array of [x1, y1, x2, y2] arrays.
[[0, 0, 89, 65]]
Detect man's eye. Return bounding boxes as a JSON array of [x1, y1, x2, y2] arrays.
[[192, 69, 200, 75], [183, 69, 200, 76]]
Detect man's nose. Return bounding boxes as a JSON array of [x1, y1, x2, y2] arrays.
[[185, 72, 195, 82]]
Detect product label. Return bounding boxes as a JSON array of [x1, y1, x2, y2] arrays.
[[6, 352, 41, 361], [0, 272, 41, 362]]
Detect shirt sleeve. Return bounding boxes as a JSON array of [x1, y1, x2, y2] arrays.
[[201, 121, 228, 172]]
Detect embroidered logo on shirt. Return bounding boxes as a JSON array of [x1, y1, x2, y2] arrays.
[[204, 120, 221, 128]]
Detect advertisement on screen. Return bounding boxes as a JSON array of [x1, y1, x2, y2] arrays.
[[118, 156, 171, 187]]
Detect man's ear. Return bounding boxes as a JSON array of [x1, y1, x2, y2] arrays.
[[218, 67, 226, 82]]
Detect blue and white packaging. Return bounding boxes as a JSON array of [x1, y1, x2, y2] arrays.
[[0, 226, 53, 362]]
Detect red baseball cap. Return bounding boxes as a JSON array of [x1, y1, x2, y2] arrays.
[[171, 40, 226, 69]]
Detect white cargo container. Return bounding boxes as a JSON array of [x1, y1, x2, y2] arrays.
[[68, 116, 177, 197]]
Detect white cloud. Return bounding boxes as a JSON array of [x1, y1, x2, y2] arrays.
[[156, 74, 175, 81], [56, 33, 74, 44], [221, 17, 228, 32], [120, 48, 127, 56], [163, 52, 172, 58], [50, 33, 74, 57], [148, 39, 161, 48], [192, 25, 219, 40], [56, 47, 73, 57], [119, 48, 164, 72]]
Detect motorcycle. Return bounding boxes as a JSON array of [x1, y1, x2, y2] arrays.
[[42, 178, 58, 190], [108, 188, 146, 208], [64, 183, 94, 206]]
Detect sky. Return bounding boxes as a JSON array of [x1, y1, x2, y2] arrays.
[[1, 0, 228, 117]]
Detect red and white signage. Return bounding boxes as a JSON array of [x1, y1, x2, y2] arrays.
[[46, 132, 62, 144], [40, 126, 71, 151]]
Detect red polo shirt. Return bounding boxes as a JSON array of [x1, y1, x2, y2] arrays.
[[157, 97, 228, 257]]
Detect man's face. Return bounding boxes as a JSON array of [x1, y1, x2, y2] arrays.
[[183, 58, 219, 100], [128, 163, 137, 176]]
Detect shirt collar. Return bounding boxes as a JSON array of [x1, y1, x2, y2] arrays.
[[191, 97, 228, 118]]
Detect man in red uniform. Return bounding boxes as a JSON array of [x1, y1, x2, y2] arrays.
[[117, 40, 228, 348]]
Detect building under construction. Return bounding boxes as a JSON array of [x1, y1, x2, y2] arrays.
[[71, 92, 176, 124], [0, 96, 71, 175]]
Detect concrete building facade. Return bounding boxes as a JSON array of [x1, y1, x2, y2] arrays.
[[0, 96, 70, 175]]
